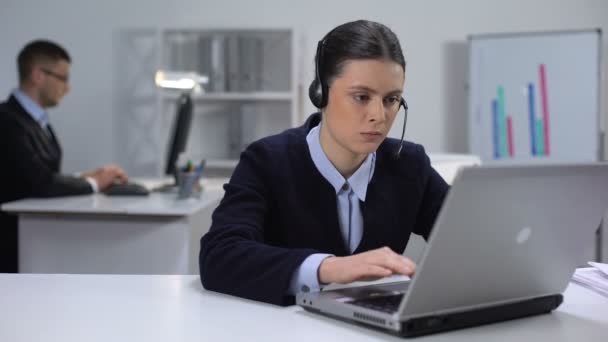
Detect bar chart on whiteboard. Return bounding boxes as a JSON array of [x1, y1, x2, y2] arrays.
[[469, 30, 601, 164]]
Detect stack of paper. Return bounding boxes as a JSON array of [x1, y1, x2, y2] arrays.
[[572, 262, 608, 298]]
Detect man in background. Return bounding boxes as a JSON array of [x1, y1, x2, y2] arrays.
[[0, 40, 129, 272]]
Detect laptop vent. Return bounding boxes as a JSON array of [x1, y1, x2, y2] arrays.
[[353, 312, 386, 325]]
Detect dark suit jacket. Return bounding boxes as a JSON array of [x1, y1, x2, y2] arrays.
[[200, 113, 449, 306], [0, 94, 93, 272]]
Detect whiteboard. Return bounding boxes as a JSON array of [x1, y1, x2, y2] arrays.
[[468, 30, 601, 164]]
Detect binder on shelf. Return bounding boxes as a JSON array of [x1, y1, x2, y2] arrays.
[[197, 35, 226, 93], [226, 35, 241, 92], [239, 36, 263, 92], [168, 34, 199, 74], [210, 35, 226, 92]]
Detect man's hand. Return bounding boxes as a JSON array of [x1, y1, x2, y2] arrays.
[[82, 165, 128, 191], [318, 247, 416, 284]]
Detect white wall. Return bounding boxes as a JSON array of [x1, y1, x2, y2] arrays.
[[1, 0, 607, 172]]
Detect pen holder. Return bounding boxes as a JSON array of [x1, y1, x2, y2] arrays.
[[176, 170, 203, 199]]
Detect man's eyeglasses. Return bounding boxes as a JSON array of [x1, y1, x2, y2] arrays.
[[41, 68, 69, 83]]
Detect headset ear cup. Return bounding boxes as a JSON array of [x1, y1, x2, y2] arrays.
[[309, 79, 324, 108], [319, 82, 328, 108]]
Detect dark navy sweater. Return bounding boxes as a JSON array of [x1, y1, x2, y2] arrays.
[[199, 113, 449, 306]]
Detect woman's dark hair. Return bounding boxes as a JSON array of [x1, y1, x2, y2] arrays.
[[309, 20, 406, 108]]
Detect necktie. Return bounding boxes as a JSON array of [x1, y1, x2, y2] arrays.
[[339, 183, 362, 253]]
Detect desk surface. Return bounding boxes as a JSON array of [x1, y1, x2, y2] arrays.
[[0, 155, 479, 216], [0, 274, 605, 342], [1, 178, 227, 217]]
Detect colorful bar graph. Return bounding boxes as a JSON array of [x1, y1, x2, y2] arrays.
[[507, 116, 514, 157], [490, 64, 551, 159], [492, 99, 500, 158], [539, 64, 551, 156], [497, 86, 508, 157], [527, 83, 537, 156], [491, 90, 514, 159], [535, 119, 545, 155]]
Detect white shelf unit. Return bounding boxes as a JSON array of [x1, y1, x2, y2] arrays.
[[114, 28, 301, 177], [159, 28, 300, 167], [161, 91, 293, 102]]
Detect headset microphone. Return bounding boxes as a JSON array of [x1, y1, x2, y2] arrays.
[[394, 98, 409, 157]]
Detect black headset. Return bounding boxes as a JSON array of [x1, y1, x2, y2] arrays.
[[309, 39, 409, 157], [309, 40, 329, 108]]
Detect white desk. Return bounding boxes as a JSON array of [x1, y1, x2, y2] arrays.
[[1, 178, 227, 275], [428, 153, 481, 185], [0, 274, 605, 342]]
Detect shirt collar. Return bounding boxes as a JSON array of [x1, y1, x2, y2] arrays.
[[306, 124, 375, 201], [12, 88, 49, 127]]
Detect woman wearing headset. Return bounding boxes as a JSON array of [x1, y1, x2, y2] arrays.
[[199, 20, 449, 306]]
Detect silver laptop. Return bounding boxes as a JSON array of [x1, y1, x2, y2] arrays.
[[297, 163, 608, 337]]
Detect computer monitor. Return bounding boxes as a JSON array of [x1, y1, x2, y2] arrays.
[[165, 93, 193, 176]]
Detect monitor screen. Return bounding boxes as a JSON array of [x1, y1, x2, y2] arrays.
[[165, 93, 193, 176]]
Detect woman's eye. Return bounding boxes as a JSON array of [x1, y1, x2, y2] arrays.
[[384, 96, 400, 105], [354, 94, 370, 102]]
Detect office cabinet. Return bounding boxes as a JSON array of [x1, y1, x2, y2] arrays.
[[115, 28, 302, 176], [160, 29, 300, 169]]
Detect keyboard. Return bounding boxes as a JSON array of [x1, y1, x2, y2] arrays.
[[103, 182, 150, 196], [346, 293, 404, 313]]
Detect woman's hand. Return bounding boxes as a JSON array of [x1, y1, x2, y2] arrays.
[[318, 246, 416, 284]]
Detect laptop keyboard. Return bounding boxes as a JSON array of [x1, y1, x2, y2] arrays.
[[346, 293, 404, 313]]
